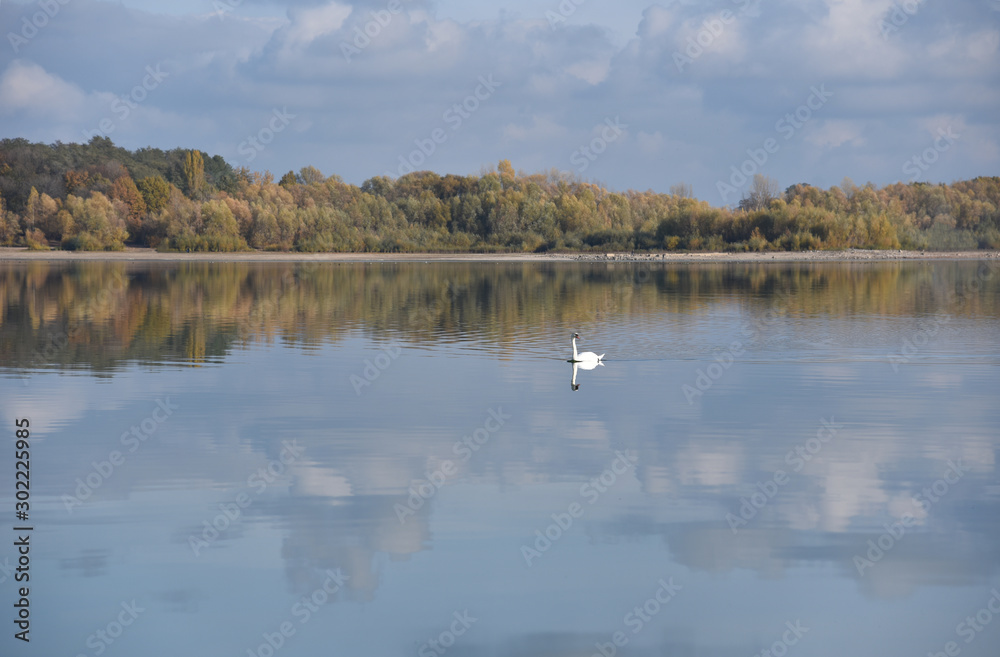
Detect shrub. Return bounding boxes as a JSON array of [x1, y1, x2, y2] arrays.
[[25, 228, 49, 250]]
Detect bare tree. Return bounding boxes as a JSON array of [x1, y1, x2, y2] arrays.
[[739, 174, 780, 211], [670, 182, 693, 199], [840, 176, 858, 201]]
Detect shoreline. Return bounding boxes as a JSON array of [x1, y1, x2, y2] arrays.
[[0, 246, 997, 264]]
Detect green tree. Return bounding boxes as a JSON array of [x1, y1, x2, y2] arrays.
[[0, 192, 21, 246], [137, 176, 171, 213], [182, 150, 206, 197], [23, 187, 41, 229]]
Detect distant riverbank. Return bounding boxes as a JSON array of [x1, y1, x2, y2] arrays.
[[1, 247, 997, 263]]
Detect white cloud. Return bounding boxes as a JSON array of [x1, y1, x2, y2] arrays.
[[0, 0, 995, 196], [565, 58, 611, 85], [502, 115, 567, 142], [806, 120, 867, 149], [637, 4, 673, 39], [966, 28, 1000, 63], [285, 1, 353, 49], [0, 60, 90, 120], [636, 129, 664, 155]]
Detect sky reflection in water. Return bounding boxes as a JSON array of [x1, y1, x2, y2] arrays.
[[1, 260, 999, 657]]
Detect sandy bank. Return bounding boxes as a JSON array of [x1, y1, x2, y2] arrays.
[[1, 246, 997, 264]]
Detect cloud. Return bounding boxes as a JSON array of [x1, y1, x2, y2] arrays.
[[284, 1, 353, 49], [0, 0, 995, 196], [806, 120, 867, 149], [636, 130, 663, 155], [0, 60, 91, 120], [502, 115, 568, 142]]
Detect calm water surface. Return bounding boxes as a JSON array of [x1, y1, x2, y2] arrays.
[[1, 260, 999, 657]]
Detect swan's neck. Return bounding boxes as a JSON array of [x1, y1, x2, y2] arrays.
[[572, 337, 579, 360]]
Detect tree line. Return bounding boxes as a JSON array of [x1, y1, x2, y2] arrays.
[[0, 136, 997, 252]]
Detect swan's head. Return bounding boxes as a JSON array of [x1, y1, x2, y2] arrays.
[[573, 332, 581, 339]]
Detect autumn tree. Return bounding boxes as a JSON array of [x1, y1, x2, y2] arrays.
[[64, 170, 92, 195], [0, 192, 19, 246], [137, 176, 171, 213], [299, 166, 324, 185], [24, 188, 62, 239], [498, 159, 516, 190], [23, 187, 41, 229], [182, 150, 206, 197], [62, 192, 128, 251], [110, 176, 148, 235]]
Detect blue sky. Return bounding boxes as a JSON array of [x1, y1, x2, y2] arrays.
[[1, 0, 997, 203]]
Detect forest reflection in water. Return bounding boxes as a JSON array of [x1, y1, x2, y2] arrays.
[[3, 258, 998, 370], [2, 258, 999, 657]]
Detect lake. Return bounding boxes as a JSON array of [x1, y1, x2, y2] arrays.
[[1, 259, 999, 657]]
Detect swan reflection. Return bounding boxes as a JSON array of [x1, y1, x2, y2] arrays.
[[570, 359, 603, 391]]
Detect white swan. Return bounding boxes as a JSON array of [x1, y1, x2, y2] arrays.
[[571, 333, 604, 364]]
